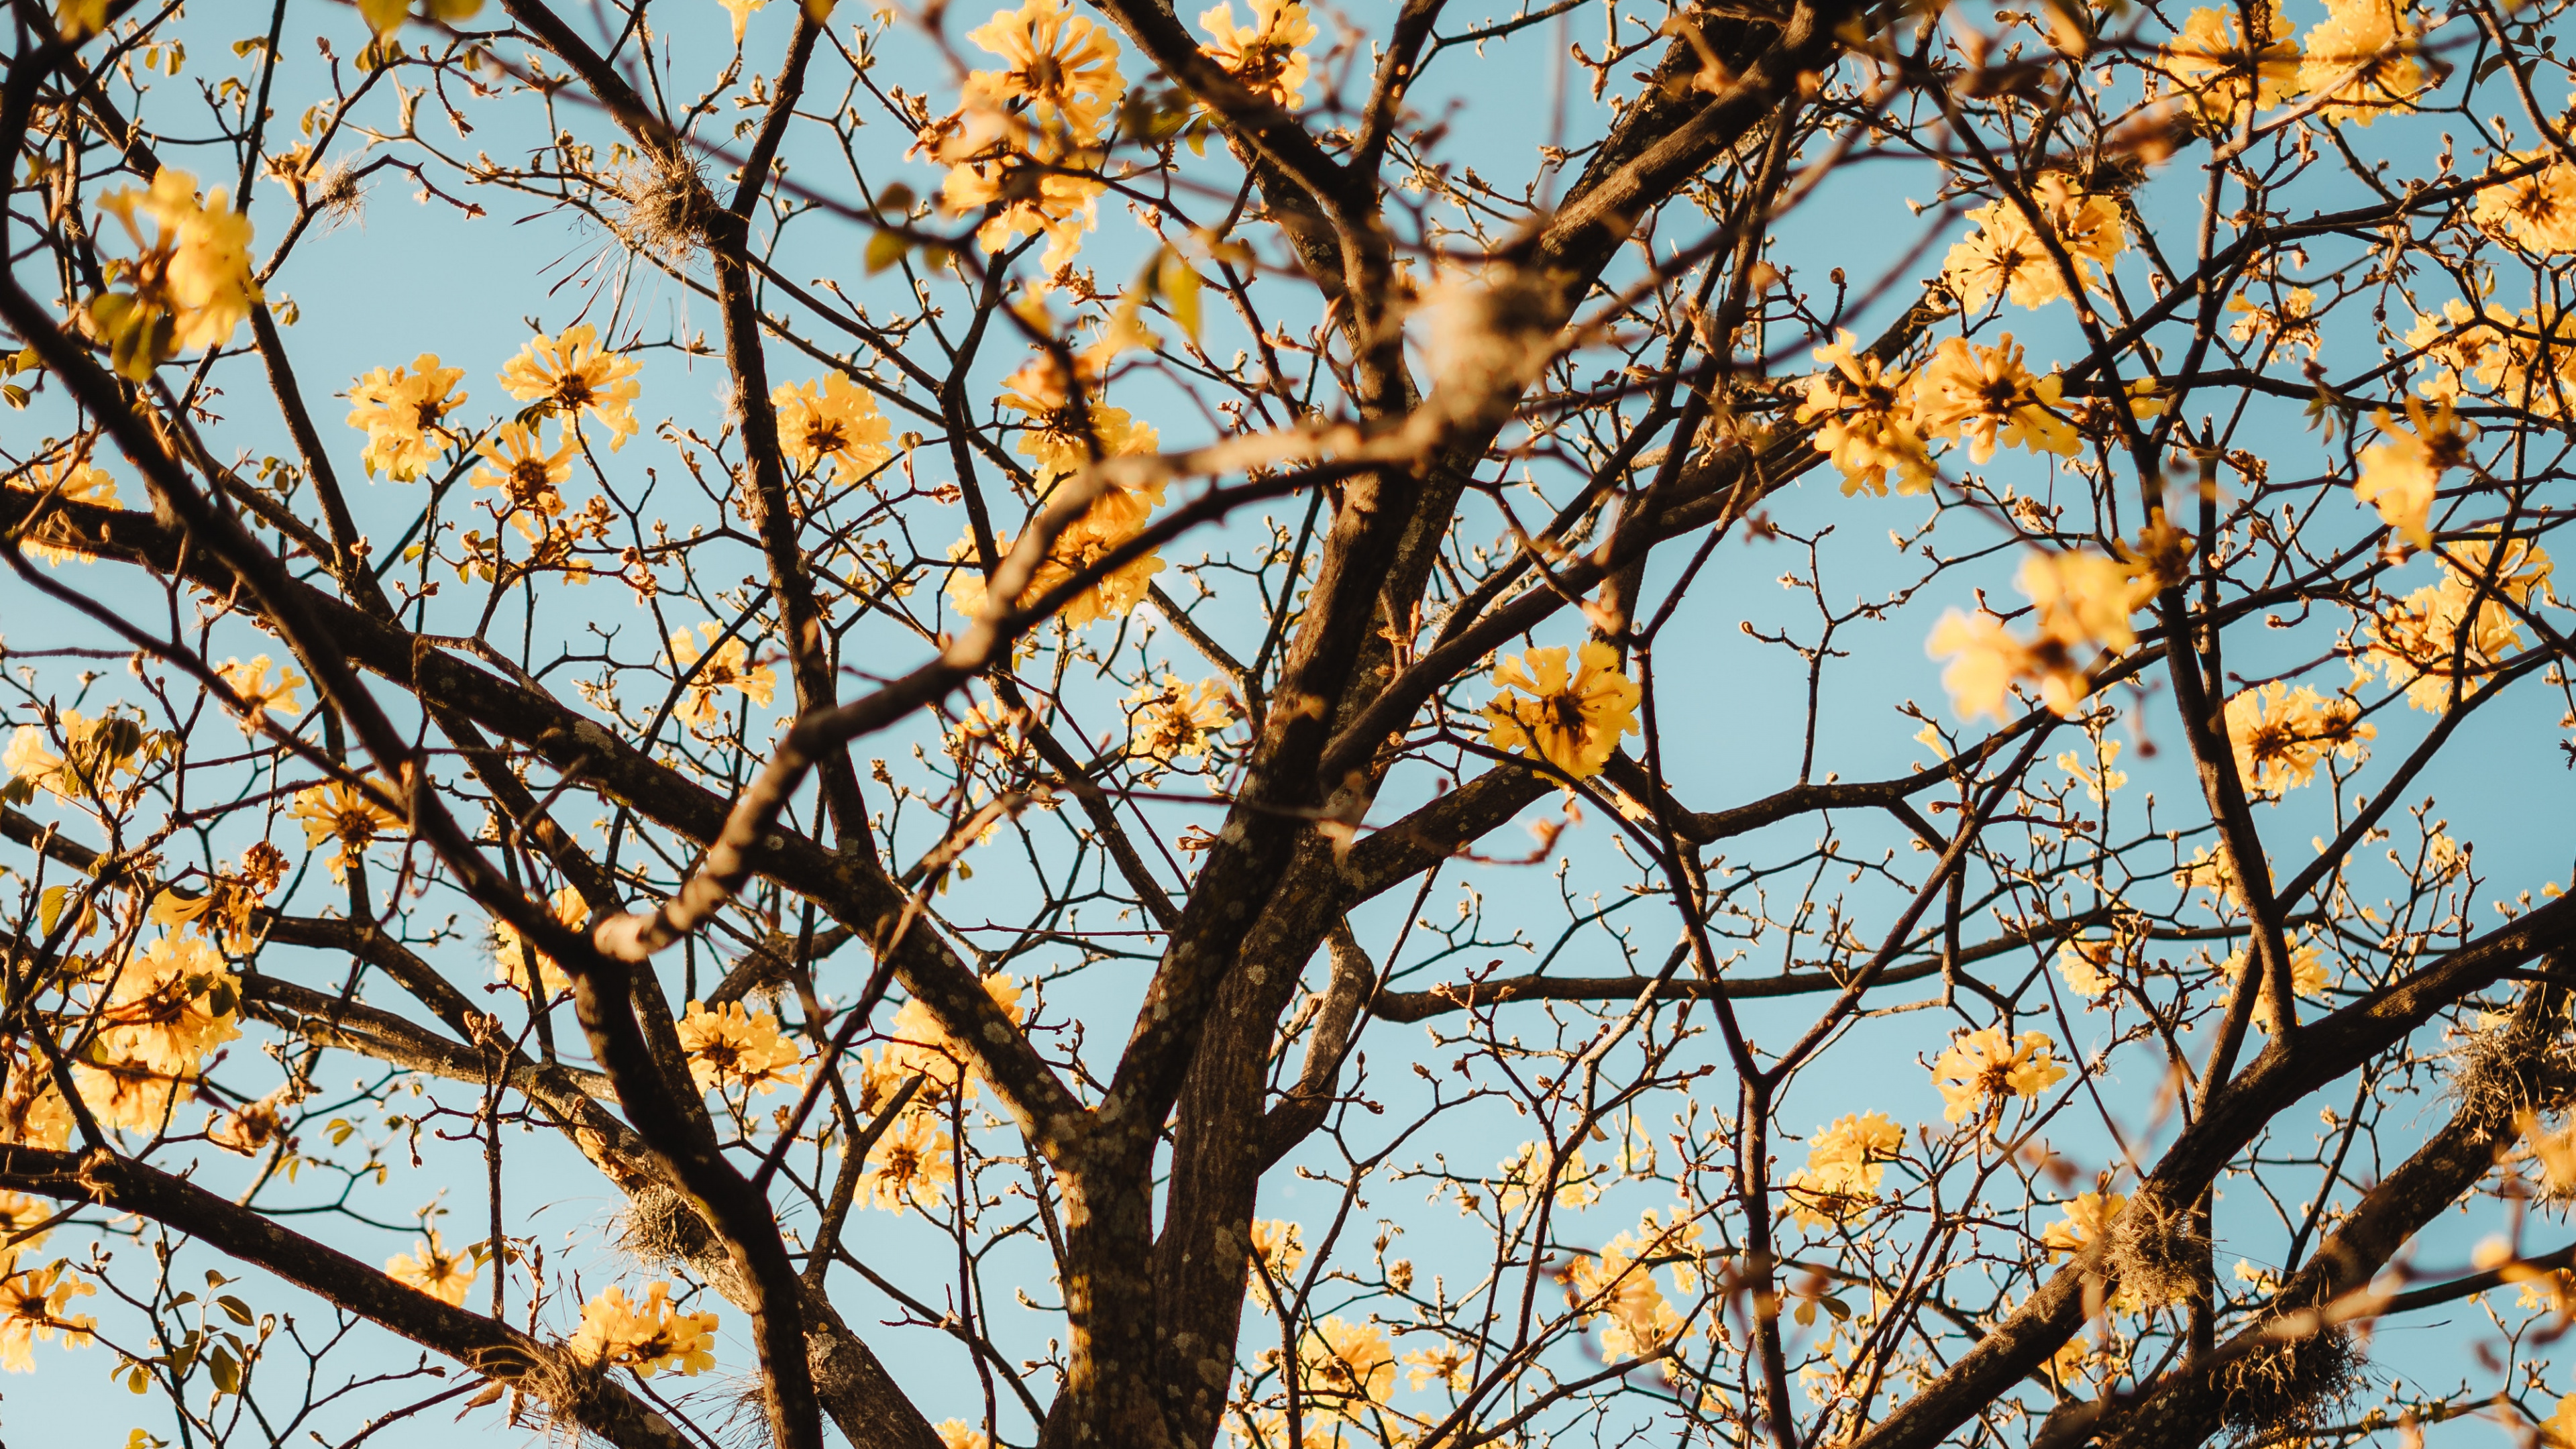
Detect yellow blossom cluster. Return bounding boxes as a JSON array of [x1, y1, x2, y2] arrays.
[[2475, 151, 2576, 254], [1931, 1026, 2068, 1124], [2297, 0, 2430, 123], [66, 932, 242, 1133], [772, 373, 893, 486], [926, 0, 1124, 272], [347, 354, 468, 482], [1198, 0, 1319, 109], [500, 324, 642, 448], [1295, 1316, 1396, 1422], [5, 455, 119, 567], [2358, 533, 2553, 711], [1782, 1111, 1904, 1229], [2354, 397, 2475, 550], [1796, 331, 1935, 498], [492, 885, 588, 1000], [669, 623, 780, 731], [470, 422, 578, 540], [214, 655, 306, 736], [1124, 675, 1235, 777], [676, 1000, 806, 1095], [2057, 934, 2123, 999], [1553, 1210, 1704, 1383], [1482, 641, 1641, 781], [385, 1228, 478, 1307], [1247, 1217, 1305, 1293], [2217, 932, 2336, 1032], [2158, 0, 2300, 129], [0, 1255, 94, 1373], [288, 777, 405, 882], [947, 350, 1171, 633], [847, 973, 1027, 1216], [1799, 332, 2080, 498], [568, 1280, 720, 1377], [1941, 176, 2127, 313], [4, 706, 162, 808], [2226, 286, 2320, 358], [1928, 543, 2164, 722], [2223, 682, 2373, 796], [88, 168, 260, 378]]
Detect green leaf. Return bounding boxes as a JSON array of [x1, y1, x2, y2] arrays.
[[865, 230, 908, 275], [217, 1295, 256, 1326]]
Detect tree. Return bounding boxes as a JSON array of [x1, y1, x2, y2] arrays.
[[4, 0, 2576, 1445]]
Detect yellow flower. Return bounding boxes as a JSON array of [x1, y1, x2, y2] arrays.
[[2057, 936, 2121, 1000], [1564, 1246, 1686, 1361], [879, 974, 1028, 1106], [996, 352, 1165, 488], [96, 933, 241, 1077], [0, 1194, 53, 1255], [1494, 1139, 1601, 1212], [1927, 548, 2153, 721], [1941, 177, 2125, 313], [567, 1281, 720, 1377], [492, 886, 589, 1000], [1403, 1341, 1474, 1392], [1481, 641, 1640, 781], [470, 421, 580, 539], [0, 1257, 95, 1372], [939, 133, 1108, 274], [669, 623, 780, 731], [2550, 1393, 2576, 1449], [288, 778, 405, 882], [2354, 396, 2474, 550], [2055, 737, 2127, 804], [1247, 1218, 1305, 1291], [71, 1049, 192, 1132], [771, 374, 893, 484], [2158, 1, 2301, 129], [858, 1108, 955, 1214], [1782, 1111, 1905, 1228], [5, 456, 119, 567], [676, 1000, 806, 1095], [2218, 934, 2334, 1031], [1931, 1026, 2067, 1124], [1908, 335, 2080, 463], [1796, 329, 1935, 497], [1198, 0, 1318, 109], [1297, 1316, 1395, 1421], [717, 0, 766, 44], [2358, 533, 2551, 710], [215, 655, 306, 735], [2406, 299, 2517, 402], [933, 1421, 990, 1449], [4, 707, 154, 805], [2042, 1191, 2126, 1258], [2223, 682, 2373, 795], [1943, 200, 2057, 312], [964, 0, 1126, 143], [346, 354, 468, 482], [2298, 0, 2426, 124], [91, 168, 261, 375], [1124, 675, 1234, 775], [497, 325, 642, 448], [2226, 286, 2320, 357], [945, 513, 1165, 632], [386, 1229, 478, 1307], [2473, 152, 2576, 253]]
